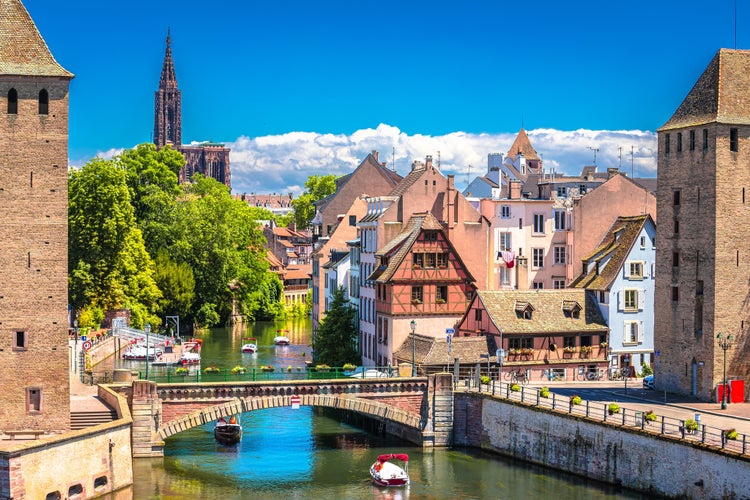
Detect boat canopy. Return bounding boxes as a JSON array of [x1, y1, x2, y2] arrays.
[[377, 453, 409, 463]]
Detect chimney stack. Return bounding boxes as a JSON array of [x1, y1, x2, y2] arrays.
[[426, 155, 433, 169], [372, 150, 379, 161]]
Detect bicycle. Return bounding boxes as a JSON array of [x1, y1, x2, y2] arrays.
[[608, 368, 622, 381], [504, 370, 529, 385]]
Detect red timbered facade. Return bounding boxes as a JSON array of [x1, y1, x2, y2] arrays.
[[369, 213, 476, 365]]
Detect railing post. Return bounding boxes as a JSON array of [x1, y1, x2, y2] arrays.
[[585, 400, 589, 418], [701, 425, 706, 443], [603, 403, 608, 422], [661, 419, 665, 435], [621, 409, 626, 426], [552, 393, 556, 410], [743, 434, 747, 454], [536, 389, 540, 406]]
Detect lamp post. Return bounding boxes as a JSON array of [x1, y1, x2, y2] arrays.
[[410, 320, 417, 377], [717, 333, 734, 410], [145, 323, 151, 381], [623, 353, 630, 394]]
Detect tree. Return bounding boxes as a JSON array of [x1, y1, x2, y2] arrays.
[[152, 249, 195, 320], [314, 287, 359, 366], [68, 158, 162, 328], [291, 174, 336, 229]]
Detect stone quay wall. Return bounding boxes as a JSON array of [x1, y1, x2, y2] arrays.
[[454, 392, 750, 498]]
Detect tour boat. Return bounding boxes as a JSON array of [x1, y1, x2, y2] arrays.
[[177, 351, 201, 365], [370, 453, 409, 487], [241, 337, 258, 353], [274, 330, 291, 345], [214, 416, 242, 446], [122, 343, 162, 361]]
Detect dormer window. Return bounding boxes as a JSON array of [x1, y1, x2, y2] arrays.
[[514, 301, 535, 320], [562, 300, 581, 319]]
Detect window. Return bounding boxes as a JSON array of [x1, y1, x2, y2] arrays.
[[629, 261, 643, 279], [437, 253, 448, 268], [671, 285, 679, 302], [579, 184, 587, 195], [598, 290, 607, 303], [689, 130, 695, 151], [672, 251, 679, 267], [518, 218, 523, 230], [27, 388, 41, 413], [553, 245, 566, 265], [563, 336, 576, 348], [498, 232, 511, 252], [349, 215, 356, 226], [556, 186, 566, 197], [673, 190, 680, 206], [532, 248, 544, 268], [553, 210, 566, 231], [677, 132, 682, 152], [500, 205, 510, 218], [499, 267, 511, 286], [703, 129, 709, 151], [411, 286, 423, 304], [580, 335, 592, 347], [624, 321, 640, 344], [424, 231, 438, 242], [413, 253, 423, 268], [425, 253, 436, 269], [436, 285, 447, 303], [13, 330, 27, 351], [730, 128, 739, 152], [674, 218, 679, 234], [665, 133, 671, 155], [532, 281, 544, 289], [553, 278, 566, 289], [623, 289, 640, 311], [640, 236, 646, 248], [533, 214, 545, 234], [7, 88, 17, 114], [38, 89, 48, 115], [474, 308, 482, 321]]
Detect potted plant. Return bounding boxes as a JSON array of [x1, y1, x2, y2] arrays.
[[259, 365, 274, 372], [608, 403, 620, 415], [175, 367, 189, 376], [580, 346, 592, 355], [480, 375, 491, 385], [342, 363, 357, 371], [204, 366, 220, 374], [599, 341, 608, 349], [684, 418, 699, 433], [570, 395, 582, 406], [435, 298, 446, 304], [520, 347, 534, 356], [725, 428, 739, 440], [231, 365, 247, 374], [644, 410, 658, 422], [315, 364, 331, 372], [563, 346, 577, 354], [510, 383, 521, 392], [508, 348, 521, 355], [539, 386, 550, 398]]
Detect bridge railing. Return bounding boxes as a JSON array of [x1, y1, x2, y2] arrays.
[[137, 365, 401, 383], [461, 378, 749, 457]]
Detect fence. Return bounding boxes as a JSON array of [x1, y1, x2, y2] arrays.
[[463, 377, 749, 457]]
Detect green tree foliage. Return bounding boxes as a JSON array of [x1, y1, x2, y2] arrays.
[[291, 174, 336, 229], [152, 249, 195, 319], [314, 287, 359, 366], [68, 158, 162, 328]]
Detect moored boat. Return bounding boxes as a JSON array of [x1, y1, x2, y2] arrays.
[[241, 337, 258, 353], [370, 453, 409, 487], [178, 351, 201, 365], [122, 343, 162, 361], [214, 416, 242, 446], [274, 330, 290, 345]]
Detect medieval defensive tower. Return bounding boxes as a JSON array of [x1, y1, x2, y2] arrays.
[[655, 49, 750, 402], [0, 0, 74, 432]]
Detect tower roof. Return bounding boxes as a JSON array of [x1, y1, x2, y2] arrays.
[[660, 49, 750, 131], [506, 128, 540, 161], [0, 0, 73, 78], [159, 30, 177, 89]]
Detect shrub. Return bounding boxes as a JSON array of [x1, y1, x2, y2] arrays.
[[725, 428, 739, 440], [175, 367, 189, 375], [343, 363, 357, 371], [480, 375, 491, 385], [685, 418, 699, 431], [644, 411, 658, 422], [260, 365, 274, 372], [510, 383, 521, 392], [287, 365, 293, 372], [231, 365, 247, 374], [204, 366, 220, 374], [608, 403, 620, 414], [570, 395, 582, 406], [315, 364, 331, 372], [539, 387, 550, 398], [640, 362, 654, 377]]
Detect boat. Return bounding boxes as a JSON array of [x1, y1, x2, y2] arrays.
[[178, 351, 201, 365], [274, 330, 290, 345], [370, 453, 409, 487], [122, 343, 162, 361], [241, 337, 258, 353], [213, 416, 242, 446]]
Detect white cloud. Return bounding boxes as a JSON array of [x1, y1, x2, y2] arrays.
[[227, 125, 658, 196]]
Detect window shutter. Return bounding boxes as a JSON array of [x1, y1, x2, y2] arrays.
[[651, 262, 655, 278], [624, 262, 631, 278], [638, 289, 646, 310], [618, 290, 624, 310], [623, 321, 629, 342], [642, 261, 649, 278], [637, 321, 644, 343]]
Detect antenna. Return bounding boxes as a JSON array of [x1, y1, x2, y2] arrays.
[[630, 146, 635, 178], [587, 146, 600, 166], [466, 164, 472, 187], [437, 150, 441, 169], [392, 147, 396, 171], [618, 147, 622, 168]]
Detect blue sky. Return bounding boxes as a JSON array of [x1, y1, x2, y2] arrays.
[[25, 0, 747, 194]]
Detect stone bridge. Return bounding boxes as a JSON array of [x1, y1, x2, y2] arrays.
[[118, 374, 454, 457]]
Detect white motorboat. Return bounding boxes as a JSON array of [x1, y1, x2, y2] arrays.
[[370, 453, 409, 487]]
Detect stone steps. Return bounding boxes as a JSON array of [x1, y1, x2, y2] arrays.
[[70, 410, 117, 430]]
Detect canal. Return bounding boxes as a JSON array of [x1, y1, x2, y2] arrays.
[[115, 320, 647, 499]]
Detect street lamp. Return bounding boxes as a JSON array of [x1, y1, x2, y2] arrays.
[[145, 323, 151, 381], [623, 353, 630, 394], [717, 333, 734, 410], [410, 320, 417, 377]]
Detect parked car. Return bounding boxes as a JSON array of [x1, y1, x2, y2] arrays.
[[643, 374, 654, 389]]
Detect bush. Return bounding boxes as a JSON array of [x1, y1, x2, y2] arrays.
[[510, 383, 521, 392], [640, 362, 654, 377], [260, 365, 274, 372], [343, 363, 357, 371], [725, 428, 738, 440], [231, 365, 247, 374], [315, 364, 331, 372], [204, 366, 220, 374], [480, 375, 491, 385], [685, 418, 699, 431], [539, 387, 550, 398], [175, 367, 189, 375], [570, 395, 582, 406], [644, 410, 658, 422], [608, 403, 620, 414]]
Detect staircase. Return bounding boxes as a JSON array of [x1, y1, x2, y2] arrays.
[[70, 410, 118, 430]]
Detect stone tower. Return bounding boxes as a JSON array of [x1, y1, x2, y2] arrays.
[[0, 0, 74, 431], [153, 32, 231, 189], [153, 30, 181, 148], [655, 49, 750, 401]]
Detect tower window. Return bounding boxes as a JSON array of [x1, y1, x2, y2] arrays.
[[677, 132, 682, 152], [730, 128, 739, 152], [13, 330, 27, 350], [689, 130, 695, 151], [38, 89, 48, 115], [7, 88, 17, 114], [665, 134, 671, 155], [27, 388, 41, 413], [673, 190, 680, 206], [703, 129, 709, 151], [671, 286, 679, 302]]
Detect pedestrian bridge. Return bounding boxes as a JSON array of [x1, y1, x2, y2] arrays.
[[118, 375, 454, 457]]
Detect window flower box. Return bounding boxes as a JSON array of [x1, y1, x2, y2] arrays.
[[563, 346, 577, 354], [520, 348, 534, 356]]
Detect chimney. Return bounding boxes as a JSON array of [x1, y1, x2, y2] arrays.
[[509, 180, 522, 200], [607, 168, 619, 179], [372, 150, 379, 161], [425, 155, 433, 169]]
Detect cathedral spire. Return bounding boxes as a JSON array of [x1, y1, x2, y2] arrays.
[[154, 29, 181, 148], [159, 29, 177, 89]]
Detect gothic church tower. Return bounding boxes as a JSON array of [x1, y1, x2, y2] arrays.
[[153, 31, 181, 148], [655, 49, 750, 401], [0, 0, 74, 432]]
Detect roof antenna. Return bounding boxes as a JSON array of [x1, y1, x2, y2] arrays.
[[392, 147, 396, 171], [587, 146, 599, 166], [630, 146, 635, 178], [618, 147, 622, 168]]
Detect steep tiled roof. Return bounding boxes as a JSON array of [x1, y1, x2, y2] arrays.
[[388, 167, 428, 197], [569, 214, 651, 290], [506, 128, 540, 161], [476, 289, 608, 334], [393, 333, 498, 366], [660, 49, 750, 131], [0, 0, 73, 78]]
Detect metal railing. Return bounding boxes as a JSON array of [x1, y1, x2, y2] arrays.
[[463, 378, 749, 457], [137, 365, 403, 384]]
